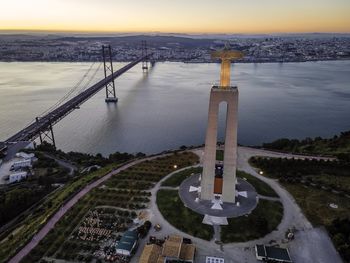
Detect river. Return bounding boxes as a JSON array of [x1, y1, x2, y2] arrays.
[[0, 61, 349, 155]]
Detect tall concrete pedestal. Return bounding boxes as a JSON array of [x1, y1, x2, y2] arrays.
[[200, 86, 238, 203]]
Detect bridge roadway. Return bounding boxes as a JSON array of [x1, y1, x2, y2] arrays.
[[5, 54, 152, 144]]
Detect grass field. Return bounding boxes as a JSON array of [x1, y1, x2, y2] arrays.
[[161, 167, 202, 187], [156, 189, 283, 243], [237, 170, 279, 197], [221, 199, 283, 243], [282, 183, 350, 226], [157, 189, 214, 240], [216, 150, 224, 161], [307, 174, 350, 193]]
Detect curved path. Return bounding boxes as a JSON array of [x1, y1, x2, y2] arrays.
[[8, 154, 169, 263], [140, 147, 342, 263], [9, 147, 342, 263]]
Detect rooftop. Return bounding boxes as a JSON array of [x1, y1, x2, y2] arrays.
[[139, 235, 195, 262], [179, 243, 195, 261], [266, 246, 292, 262], [256, 245, 292, 262], [116, 230, 138, 252], [162, 235, 182, 258], [139, 244, 162, 263]]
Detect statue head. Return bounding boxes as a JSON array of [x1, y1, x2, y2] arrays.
[[211, 45, 244, 87]]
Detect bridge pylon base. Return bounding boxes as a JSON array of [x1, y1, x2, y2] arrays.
[[105, 97, 118, 103]]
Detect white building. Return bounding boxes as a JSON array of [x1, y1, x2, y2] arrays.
[[11, 159, 32, 170], [9, 171, 28, 183], [16, 152, 36, 161]]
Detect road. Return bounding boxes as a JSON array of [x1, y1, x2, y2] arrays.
[[8, 154, 165, 263], [8, 147, 343, 263], [136, 147, 342, 263], [42, 153, 77, 176], [5, 54, 152, 144]]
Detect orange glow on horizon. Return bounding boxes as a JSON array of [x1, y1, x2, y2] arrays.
[[0, 0, 349, 34]]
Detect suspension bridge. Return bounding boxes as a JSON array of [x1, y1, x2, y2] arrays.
[[3, 43, 153, 150]]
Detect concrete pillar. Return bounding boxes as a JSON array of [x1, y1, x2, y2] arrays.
[[220, 59, 231, 87], [201, 87, 238, 203], [222, 89, 238, 203], [201, 90, 219, 201]]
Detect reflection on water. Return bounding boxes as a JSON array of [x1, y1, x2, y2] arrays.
[[0, 61, 349, 155]]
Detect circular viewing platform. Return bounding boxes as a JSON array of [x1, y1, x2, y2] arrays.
[[179, 173, 258, 218]]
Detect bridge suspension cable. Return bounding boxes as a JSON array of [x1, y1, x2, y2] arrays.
[[38, 62, 99, 117], [76, 62, 103, 95], [21, 62, 99, 129]]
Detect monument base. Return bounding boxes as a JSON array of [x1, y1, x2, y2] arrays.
[[180, 173, 258, 218]]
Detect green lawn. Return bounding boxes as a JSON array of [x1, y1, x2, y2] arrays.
[[161, 167, 202, 187], [282, 183, 350, 226], [216, 150, 224, 161], [221, 199, 283, 243], [307, 174, 350, 193], [157, 189, 213, 240], [237, 171, 279, 198]]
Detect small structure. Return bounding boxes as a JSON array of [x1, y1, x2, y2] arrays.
[[116, 230, 138, 256], [139, 235, 195, 263], [255, 245, 292, 263], [154, 224, 162, 231], [16, 152, 36, 161], [11, 159, 32, 170], [162, 235, 183, 259], [9, 171, 28, 183], [139, 244, 162, 263], [206, 256, 224, 263]]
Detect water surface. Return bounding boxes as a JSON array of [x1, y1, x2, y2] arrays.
[[0, 61, 349, 155]]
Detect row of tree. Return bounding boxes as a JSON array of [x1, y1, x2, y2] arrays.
[[262, 130, 350, 158], [250, 157, 350, 178], [0, 186, 52, 227], [327, 218, 350, 262]]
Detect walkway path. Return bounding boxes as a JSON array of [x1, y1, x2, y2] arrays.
[[43, 153, 77, 176], [138, 147, 342, 263], [8, 154, 168, 263], [9, 147, 342, 263]]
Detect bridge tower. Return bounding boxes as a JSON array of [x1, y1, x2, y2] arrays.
[[102, 45, 118, 103], [36, 117, 56, 149], [141, 40, 149, 72]]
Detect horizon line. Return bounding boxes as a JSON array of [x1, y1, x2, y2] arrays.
[[1, 29, 350, 36]]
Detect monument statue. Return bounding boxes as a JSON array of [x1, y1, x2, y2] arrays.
[[200, 46, 243, 203]]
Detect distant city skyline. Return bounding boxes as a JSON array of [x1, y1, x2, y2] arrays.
[[1, 0, 350, 34]]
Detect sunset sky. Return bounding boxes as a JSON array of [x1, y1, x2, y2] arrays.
[[1, 0, 350, 34]]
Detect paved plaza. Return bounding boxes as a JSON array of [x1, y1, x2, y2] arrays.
[[179, 173, 258, 218]]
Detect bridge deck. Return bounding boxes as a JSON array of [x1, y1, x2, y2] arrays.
[[6, 54, 152, 143]]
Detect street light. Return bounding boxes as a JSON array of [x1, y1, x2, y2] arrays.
[[259, 171, 264, 175], [173, 164, 178, 169]]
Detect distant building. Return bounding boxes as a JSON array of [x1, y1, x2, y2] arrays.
[[9, 171, 28, 183], [255, 244, 292, 263], [139, 235, 195, 263], [116, 230, 138, 256]]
